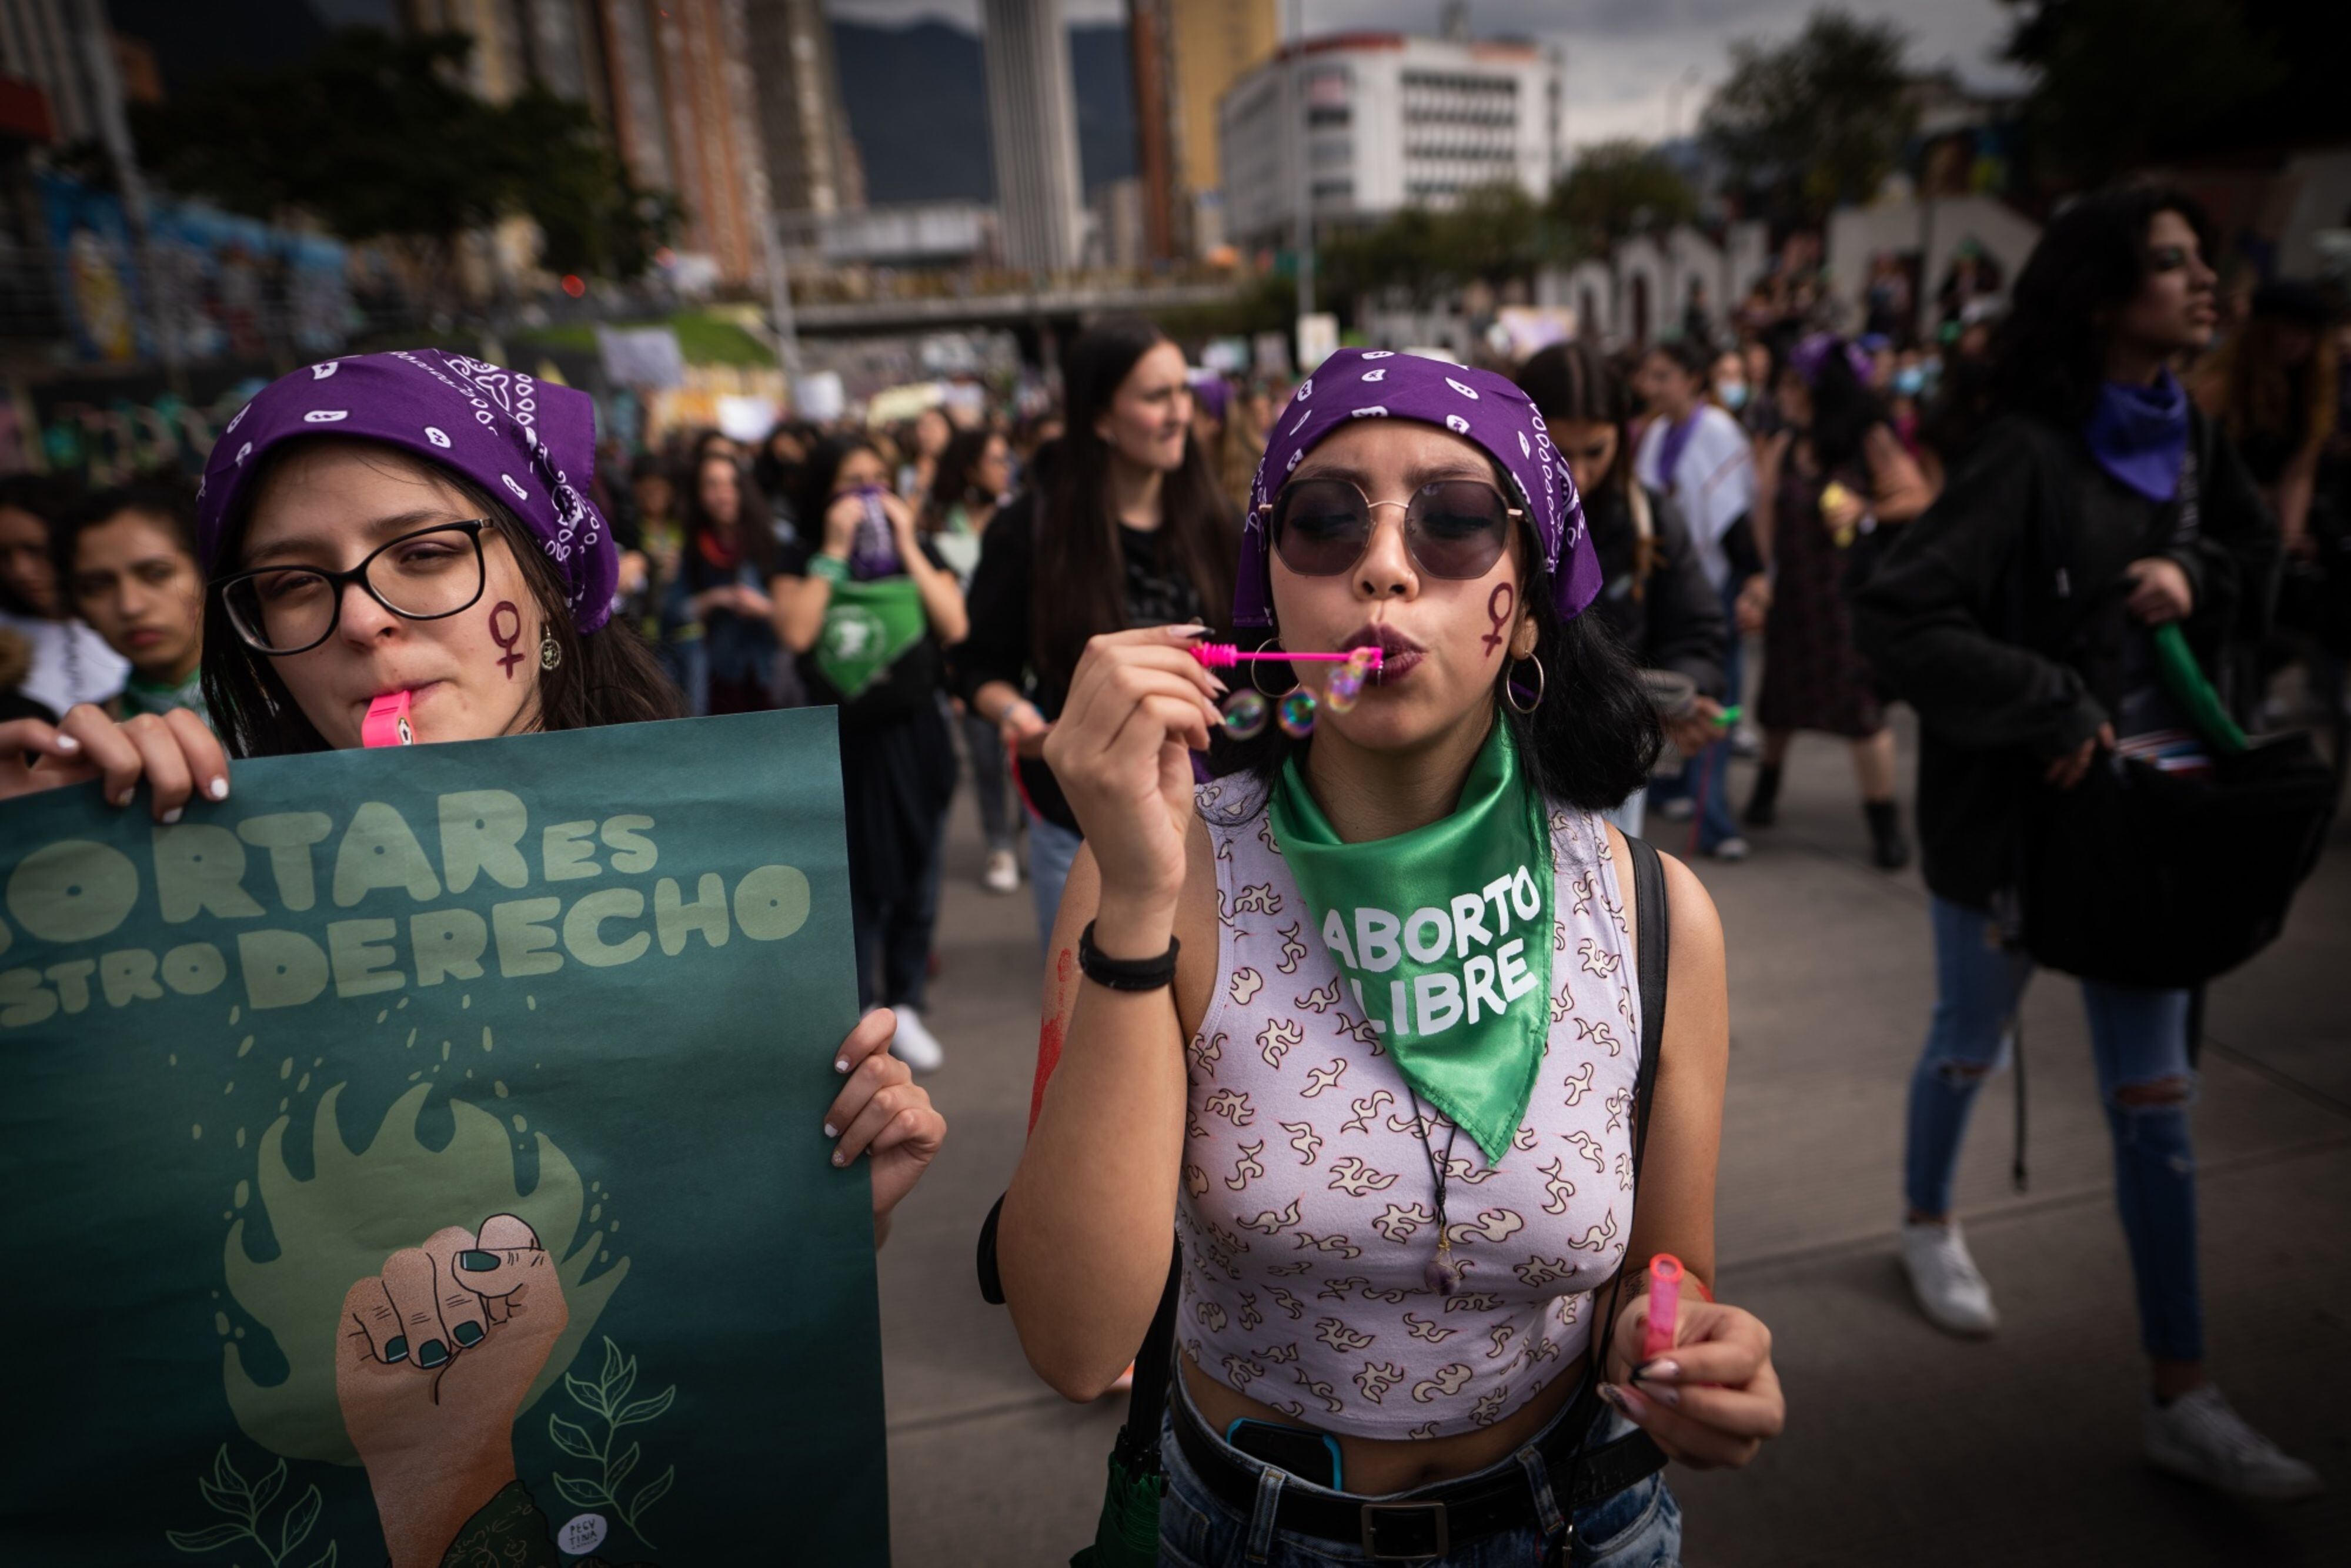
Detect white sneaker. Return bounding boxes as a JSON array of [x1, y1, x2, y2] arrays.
[[1657, 795, 1697, 823], [2145, 1385, 2325, 1500], [1708, 835, 1751, 862], [1899, 1219, 1998, 1336], [887, 1007, 945, 1073], [982, 848, 1021, 894]]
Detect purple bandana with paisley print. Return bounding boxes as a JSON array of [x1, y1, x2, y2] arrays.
[[195, 349, 620, 632], [1236, 349, 1600, 628]]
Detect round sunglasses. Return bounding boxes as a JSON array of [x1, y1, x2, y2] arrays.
[[1260, 477, 1523, 581]]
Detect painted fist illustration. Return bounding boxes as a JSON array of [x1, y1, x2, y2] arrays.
[[336, 1215, 570, 1568]]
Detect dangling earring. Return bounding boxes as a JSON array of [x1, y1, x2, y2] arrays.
[[1504, 653, 1545, 713], [539, 628, 563, 671], [1250, 638, 1297, 698]]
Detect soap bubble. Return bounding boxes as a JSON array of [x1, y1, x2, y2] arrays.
[[1325, 667, 1363, 713], [1220, 690, 1270, 739], [1277, 688, 1318, 737]]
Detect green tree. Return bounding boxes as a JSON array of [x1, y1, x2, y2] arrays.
[[1701, 8, 1915, 223], [1547, 141, 1697, 258], [133, 28, 675, 289], [1999, 0, 2296, 188]]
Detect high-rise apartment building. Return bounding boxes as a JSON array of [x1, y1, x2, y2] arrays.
[[745, 0, 863, 218], [980, 0, 1084, 273], [1219, 30, 1562, 250], [403, 1, 776, 289], [1127, 0, 1277, 260]]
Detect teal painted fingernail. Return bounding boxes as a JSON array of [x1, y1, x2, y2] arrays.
[[452, 1320, 485, 1347], [456, 1250, 500, 1272], [383, 1336, 408, 1363], [416, 1339, 449, 1368]]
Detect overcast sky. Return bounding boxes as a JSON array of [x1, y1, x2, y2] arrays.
[[825, 0, 2025, 150]]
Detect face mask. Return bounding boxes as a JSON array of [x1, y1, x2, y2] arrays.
[[1892, 367, 1924, 397], [1715, 380, 1749, 410]]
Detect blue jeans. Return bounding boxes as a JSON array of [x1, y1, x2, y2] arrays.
[[1027, 809, 1084, 953], [1158, 1380, 1681, 1567], [1903, 896, 2203, 1362], [1647, 580, 1742, 851]]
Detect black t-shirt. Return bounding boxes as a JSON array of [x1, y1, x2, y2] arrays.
[[773, 537, 950, 731]]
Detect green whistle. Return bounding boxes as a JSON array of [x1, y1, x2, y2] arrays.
[[1712, 704, 1743, 728]]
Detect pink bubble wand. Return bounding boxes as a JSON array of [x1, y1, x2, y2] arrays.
[[1188, 643, 1383, 672]]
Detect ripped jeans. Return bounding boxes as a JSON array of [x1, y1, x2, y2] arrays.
[[1904, 896, 2202, 1362]]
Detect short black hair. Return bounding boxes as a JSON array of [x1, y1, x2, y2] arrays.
[[54, 482, 200, 586]]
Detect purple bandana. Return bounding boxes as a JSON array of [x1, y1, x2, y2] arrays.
[[195, 350, 620, 632], [1237, 349, 1599, 628], [1786, 332, 1872, 389]]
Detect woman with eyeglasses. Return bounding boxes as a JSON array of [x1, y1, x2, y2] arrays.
[[996, 351, 1782, 1565], [1515, 341, 1731, 840], [0, 352, 944, 1252]]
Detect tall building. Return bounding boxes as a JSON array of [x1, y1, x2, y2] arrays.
[[1168, 0, 1276, 253], [1218, 30, 1562, 250], [980, 0, 1084, 273], [745, 0, 863, 218], [403, 1, 776, 289]]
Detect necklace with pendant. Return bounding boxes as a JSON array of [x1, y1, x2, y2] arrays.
[[1405, 1091, 1465, 1296]]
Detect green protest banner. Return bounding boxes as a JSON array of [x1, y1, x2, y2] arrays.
[[0, 709, 887, 1565]]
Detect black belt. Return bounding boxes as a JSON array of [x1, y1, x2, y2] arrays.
[[1170, 1376, 1667, 1561]]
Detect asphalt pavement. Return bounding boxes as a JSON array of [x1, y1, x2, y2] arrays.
[[874, 712, 2350, 1566]]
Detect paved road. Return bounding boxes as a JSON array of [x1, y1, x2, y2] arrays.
[[877, 716, 2350, 1565]]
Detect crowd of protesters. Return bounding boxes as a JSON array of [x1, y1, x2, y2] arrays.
[[4, 183, 2344, 1556]]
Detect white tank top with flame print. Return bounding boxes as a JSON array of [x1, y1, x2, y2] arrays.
[[1177, 777, 1642, 1439]]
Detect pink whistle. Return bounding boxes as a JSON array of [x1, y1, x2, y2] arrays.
[[1188, 643, 1382, 671], [362, 691, 416, 748], [1642, 1254, 1684, 1363]]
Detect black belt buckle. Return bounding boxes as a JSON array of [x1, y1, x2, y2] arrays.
[[1360, 1499, 1448, 1560]]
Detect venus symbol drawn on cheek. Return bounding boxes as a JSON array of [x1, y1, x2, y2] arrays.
[[1483, 583, 1515, 658], [488, 601, 524, 677]]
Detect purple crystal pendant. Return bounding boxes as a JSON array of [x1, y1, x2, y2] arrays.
[[1424, 1242, 1464, 1297]]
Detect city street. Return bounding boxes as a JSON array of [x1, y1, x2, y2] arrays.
[[877, 716, 2350, 1566]]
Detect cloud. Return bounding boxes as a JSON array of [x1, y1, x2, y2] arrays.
[[823, 0, 2026, 153]]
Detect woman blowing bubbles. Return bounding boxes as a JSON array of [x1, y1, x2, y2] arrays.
[[0, 352, 944, 1249], [998, 352, 1782, 1564]]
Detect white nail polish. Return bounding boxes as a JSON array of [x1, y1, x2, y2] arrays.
[[55, 734, 79, 753], [823, 1123, 837, 1139], [834, 1059, 849, 1074], [831, 1151, 846, 1166], [208, 777, 229, 800], [162, 808, 183, 824]]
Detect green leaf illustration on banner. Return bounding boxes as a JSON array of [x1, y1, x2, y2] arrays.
[[815, 576, 925, 698], [4, 710, 889, 1564]]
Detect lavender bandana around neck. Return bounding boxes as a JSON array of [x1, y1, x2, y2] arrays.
[[2083, 369, 2190, 504], [195, 350, 620, 631], [1237, 349, 1601, 628]]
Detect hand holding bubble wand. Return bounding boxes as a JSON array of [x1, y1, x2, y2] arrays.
[[1187, 644, 1384, 739]]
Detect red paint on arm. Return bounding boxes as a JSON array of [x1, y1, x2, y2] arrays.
[[1027, 945, 1077, 1133]]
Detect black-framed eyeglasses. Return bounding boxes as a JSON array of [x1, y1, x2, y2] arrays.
[[215, 520, 489, 656], [1257, 477, 1524, 582]]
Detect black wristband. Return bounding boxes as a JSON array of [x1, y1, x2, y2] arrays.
[[1078, 919, 1180, 991]]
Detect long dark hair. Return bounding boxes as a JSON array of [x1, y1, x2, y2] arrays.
[[1513, 341, 1631, 506], [1215, 464, 1661, 813], [201, 444, 680, 757], [1033, 317, 1236, 688], [681, 450, 776, 578], [1990, 182, 2219, 427], [0, 473, 76, 618], [1783, 336, 1885, 473], [923, 427, 1000, 533], [796, 432, 888, 530]]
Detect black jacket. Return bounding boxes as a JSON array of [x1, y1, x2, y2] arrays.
[[1852, 410, 2278, 908], [1584, 483, 1728, 700]]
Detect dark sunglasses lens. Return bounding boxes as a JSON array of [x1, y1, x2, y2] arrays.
[[1407, 482, 1511, 578], [1272, 480, 1370, 576]]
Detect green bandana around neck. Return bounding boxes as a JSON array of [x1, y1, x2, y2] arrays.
[[1268, 721, 1554, 1165], [814, 576, 926, 699]]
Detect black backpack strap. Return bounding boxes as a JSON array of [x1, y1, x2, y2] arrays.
[[1625, 834, 1671, 1179], [977, 1193, 1181, 1477]]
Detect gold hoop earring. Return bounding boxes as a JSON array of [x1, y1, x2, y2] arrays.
[[539, 628, 563, 671], [1504, 654, 1545, 714], [1250, 639, 1297, 699]]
